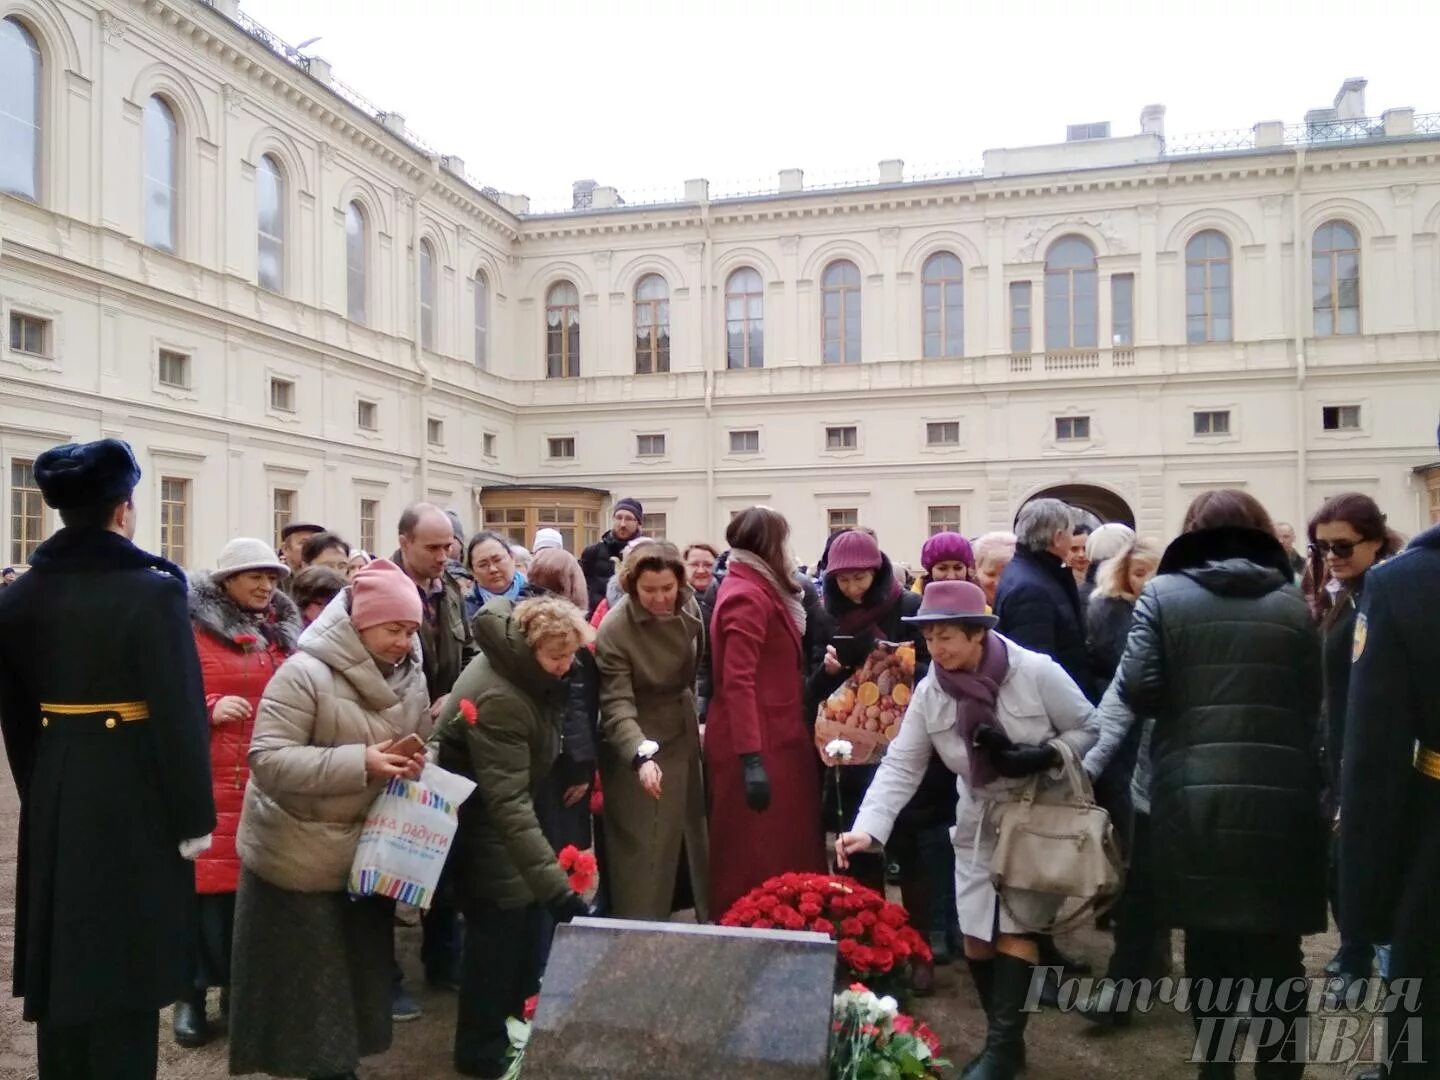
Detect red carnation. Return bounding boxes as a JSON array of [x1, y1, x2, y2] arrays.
[[589, 771, 604, 816], [893, 1013, 914, 1035], [798, 901, 822, 919], [556, 844, 597, 894], [871, 947, 895, 973], [523, 995, 539, 1021], [811, 917, 834, 935], [917, 1022, 941, 1055], [879, 903, 908, 928], [752, 919, 774, 930], [871, 922, 896, 948], [857, 910, 878, 928], [840, 917, 865, 938], [837, 938, 859, 959], [755, 894, 779, 914], [780, 872, 802, 889], [458, 698, 479, 726], [235, 633, 259, 649], [851, 946, 875, 970]]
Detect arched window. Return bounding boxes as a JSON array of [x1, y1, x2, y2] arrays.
[[1044, 236, 1097, 350], [546, 281, 580, 378], [345, 202, 367, 324], [419, 239, 436, 351], [1185, 230, 1232, 343], [922, 252, 964, 358], [256, 154, 285, 293], [0, 17, 41, 202], [634, 273, 670, 374], [821, 259, 861, 364], [473, 272, 489, 370], [725, 267, 763, 369], [143, 96, 178, 253], [1313, 221, 1360, 337]]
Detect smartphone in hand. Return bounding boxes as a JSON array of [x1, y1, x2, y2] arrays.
[[390, 733, 426, 759]]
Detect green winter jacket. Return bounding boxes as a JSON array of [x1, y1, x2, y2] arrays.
[[437, 598, 571, 909]]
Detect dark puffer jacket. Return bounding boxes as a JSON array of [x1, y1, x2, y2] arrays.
[[994, 545, 1096, 703], [1119, 526, 1326, 936], [579, 531, 631, 615]]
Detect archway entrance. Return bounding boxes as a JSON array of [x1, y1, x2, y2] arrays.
[[1020, 484, 1135, 528]]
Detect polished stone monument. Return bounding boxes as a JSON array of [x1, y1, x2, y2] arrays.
[[522, 917, 837, 1079]]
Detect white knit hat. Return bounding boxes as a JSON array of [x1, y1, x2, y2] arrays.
[[532, 528, 564, 552], [213, 537, 290, 580]]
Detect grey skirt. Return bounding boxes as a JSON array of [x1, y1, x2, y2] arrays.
[[228, 868, 394, 1077]]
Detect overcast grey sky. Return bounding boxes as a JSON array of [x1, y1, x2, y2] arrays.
[[235, 0, 1440, 211]]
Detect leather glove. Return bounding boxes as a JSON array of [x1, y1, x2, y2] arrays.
[[973, 725, 1060, 779], [547, 890, 597, 925], [741, 752, 771, 812]]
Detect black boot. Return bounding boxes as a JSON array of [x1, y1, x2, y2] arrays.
[[1076, 978, 1134, 1029], [172, 992, 211, 1049], [1037, 933, 1091, 975], [961, 959, 994, 1079], [964, 953, 1034, 1080]]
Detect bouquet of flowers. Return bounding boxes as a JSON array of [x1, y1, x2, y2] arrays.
[[501, 994, 539, 1079], [557, 845, 598, 895], [830, 984, 948, 1080], [720, 873, 931, 997]]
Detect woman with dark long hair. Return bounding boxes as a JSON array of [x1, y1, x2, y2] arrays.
[[1307, 492, 1403, 1001], [705, 507, 827, 915]]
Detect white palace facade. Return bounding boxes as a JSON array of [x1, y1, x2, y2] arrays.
[[4, 0, 1440, 571]]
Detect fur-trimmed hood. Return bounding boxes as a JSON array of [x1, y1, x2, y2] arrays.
[[189, 571, 301, 653]]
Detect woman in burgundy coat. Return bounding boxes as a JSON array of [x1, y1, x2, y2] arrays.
[[706, 507, 826, 916], [179, 538, 299, 1048]]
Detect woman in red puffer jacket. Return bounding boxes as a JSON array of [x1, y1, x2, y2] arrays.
[[178, 537, 300, 1049]]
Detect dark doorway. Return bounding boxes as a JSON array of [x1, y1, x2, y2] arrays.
[[1019, 484, 1136, 527]]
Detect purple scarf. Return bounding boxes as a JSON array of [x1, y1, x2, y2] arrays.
[[932, 631, 1010, 788]]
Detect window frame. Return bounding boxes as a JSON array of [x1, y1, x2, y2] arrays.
[[159, 476, 190, 567], [356, 399, 379, 432], [827, 508, 859, 534], [419, 239, 437, 352], [927, 505, 962, 535], [1110, 273, 1134, 347], [345, 201, 368, 325], [255, 153, 285, 294], [1321, 404, 1362, 432], [1312, 221, 1360, 338], [427, 417, 445, 447], [9, 458, 45, 566], [641, 512, 667, 540], [269, 376, 296, 414], [547, 436, 576, 460], [271, 488, 296, 552], [1185, 230, 1233, 344], [633, 273, 671, 375], [725, 267, 764, 369], [636, 433, 666, 458], [820, 260, 862, 364], [1043, 236, 1098, 351], [925, 420, 961, 447], [1192, 409, 1232, 437], [9, 311, 50, 357], [358, 497, 379, 555], [1055, 415, 1092, 442], [473, 271, 489, 370], [921, 252, 964, 359], [728, 429, 760, 455], [0, 16, 42, 203], [1009, 281, 1033, 354], [545, 281, 580, 379], [483, 432, 498, 459], [824, 425, 859, 452], [157, 348, 190, 389], [142, 95, 179, 254]]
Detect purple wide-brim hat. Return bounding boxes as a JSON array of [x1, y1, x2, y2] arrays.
[[901, 579, 999, 628]]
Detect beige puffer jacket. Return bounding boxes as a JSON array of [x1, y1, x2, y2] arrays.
[[236, 590, 431, 893]]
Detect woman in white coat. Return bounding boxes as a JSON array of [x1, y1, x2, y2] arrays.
[[837, 581, 1097, 1080]]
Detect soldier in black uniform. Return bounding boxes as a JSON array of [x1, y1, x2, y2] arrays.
[[0, 439, 216, 1079], [1341, 520, 1440, 1079]]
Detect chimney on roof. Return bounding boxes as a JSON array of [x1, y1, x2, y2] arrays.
[[572, 179, 597, 210], [1334, 77, 1368, 120], [1140, 104, 1166, 138], [378, 112, 407, 138]]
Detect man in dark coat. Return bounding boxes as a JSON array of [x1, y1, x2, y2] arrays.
[[995, 498, 1097, 704], [1341, 522, 1440, 1079], [578, 497, 643, 614], [0, 439, 216, 1080]]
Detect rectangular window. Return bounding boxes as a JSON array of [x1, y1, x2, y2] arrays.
[[483, 433, 497, 458], [547, 437, 576, 460], [158, 349, 190, 388], [1055, 415, 1091, 442], [357, 400, 378, 431], [926, 421, 960, 447], [728, 430, 760, 454], [825, 425, 858, 451], [1193, 409, 1232, 436], [827, 508, 858, 534], [272, 489, 296, 551], [1111, 274, 1134, 346], [160, 477, 189, 567], [427, 418, 445, 446], [928, 505, 962, 535], [642, 513, 667, 540], [270, 377, 296, 413], [1322, 405, 1362, 432], [1067, 122, 1111, 141], [486, 506, 528, 545], [636, 434, 666, 457], [1009, 282, 1032, 354], [9, 313, 49, 357], [359, 498, 378, 555], [9, 459, 44, 566]]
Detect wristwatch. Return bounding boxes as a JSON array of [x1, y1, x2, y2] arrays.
[[631, 738, 660, 770]]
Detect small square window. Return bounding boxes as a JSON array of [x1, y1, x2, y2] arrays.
[[427, 418, 445, 446], [928, 505, 962, 535], [1193, 409, 1231, 436], [548, 437, 576, 460], [483, 433, 497, 458], [1056, 415, 1091, 442], [926, 421, 960, 447], [729, 430, 760, 454], [637, 434, 666, 457], [357, 400, 378, 431], [641, 513, 667, 539], [158, 349, 190, 388], [1322, 405, 1361, 431], [270, 377, 296, 413], [825, 425, 858, 451], [9, 313, 50, 357], [827, 508, 858, 534]]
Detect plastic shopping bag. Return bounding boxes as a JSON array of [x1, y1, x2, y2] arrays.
[[348, 763, 476, 909]]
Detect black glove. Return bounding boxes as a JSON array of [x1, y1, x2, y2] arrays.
[[741, 752, 771, 812], [973, 725, 1061, 779], [547, 890, 596, 925]]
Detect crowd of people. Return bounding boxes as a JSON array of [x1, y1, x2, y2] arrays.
[[0, 436, 1437, 1080]]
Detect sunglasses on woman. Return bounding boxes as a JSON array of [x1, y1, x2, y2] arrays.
[[1310, 539, 1363, 559]]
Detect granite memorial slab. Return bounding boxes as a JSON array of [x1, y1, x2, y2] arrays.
[[522, 917, 837, 1079]]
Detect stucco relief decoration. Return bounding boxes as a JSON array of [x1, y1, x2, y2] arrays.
[[592, 250, 613, 269], [1260, 195, 1285, 217], [396, 191, 416, 211], [223, 84, 248, 117], [1391, 184, 1417, 206], [101, 11, 127, 47], [319, 142, 337, 166], [1014, 214, 1127, 262]]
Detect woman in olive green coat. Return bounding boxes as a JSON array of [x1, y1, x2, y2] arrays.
[[596, 541, 711, 922]]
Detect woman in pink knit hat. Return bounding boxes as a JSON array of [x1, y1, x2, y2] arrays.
[[229, 558, 432, 1080]]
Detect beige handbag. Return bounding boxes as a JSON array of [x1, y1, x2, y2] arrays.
[[986, 740, 1125, 934]]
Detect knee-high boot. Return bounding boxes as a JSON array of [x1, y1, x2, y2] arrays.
[[901, 875, 935, 996], [964, 953, 1035, 1080], [961, 958, 994, 1078]]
